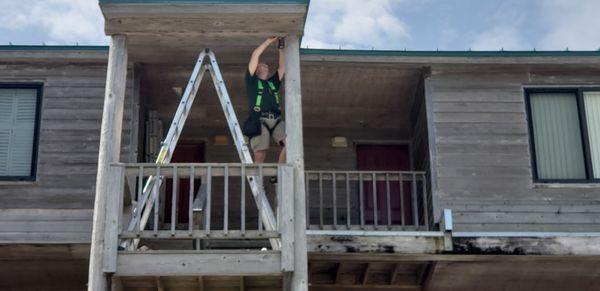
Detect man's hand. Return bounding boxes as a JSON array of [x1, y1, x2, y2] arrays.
[[248, 37, 280, 76]]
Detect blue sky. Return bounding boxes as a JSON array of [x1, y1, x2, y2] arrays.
[[1, 0, 599, 51]]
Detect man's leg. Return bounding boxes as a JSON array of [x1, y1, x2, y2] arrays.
[[250, 123, 270, 163], [273, 121, 287, 164], [254, 149, 267, 163]]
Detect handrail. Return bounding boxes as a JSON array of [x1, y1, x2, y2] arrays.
[[305, 170, 433, 231]]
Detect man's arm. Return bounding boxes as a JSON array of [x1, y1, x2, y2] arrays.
[[248, 37, 278, 76], [277, 47, 285, 80]]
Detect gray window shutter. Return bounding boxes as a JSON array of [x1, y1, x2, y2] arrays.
[[530, 92, 586, 180], [0, 88, 38, 177]]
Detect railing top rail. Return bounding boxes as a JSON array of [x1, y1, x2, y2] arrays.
[[112, 162, 285, 168], [305, 170, 427, 174]]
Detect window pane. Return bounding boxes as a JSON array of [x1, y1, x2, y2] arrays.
[[584, 91, 600, 179], [0, 88, 37, 177], [530, 93, 586, 180]]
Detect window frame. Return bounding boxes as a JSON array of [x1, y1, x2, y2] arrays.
[[0, 83, 44, 182], [525, 87, 600, 184]]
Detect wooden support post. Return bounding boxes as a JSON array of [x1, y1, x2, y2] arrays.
[[280, 165, 295, 272], [88, 35, 128, 291], [103, 165, 125, 273], [284, 34, 308, 291]]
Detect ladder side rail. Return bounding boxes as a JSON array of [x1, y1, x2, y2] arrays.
[[205, 52, 279, 249], [123, 51, 208, 244], [205, 57, 277, 220]]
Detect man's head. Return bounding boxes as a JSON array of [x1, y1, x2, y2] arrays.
[[256, 62, 269, 80]]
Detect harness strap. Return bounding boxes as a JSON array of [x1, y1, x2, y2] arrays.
[[255, 79, 279, 110], [262, 117, 282, 135]]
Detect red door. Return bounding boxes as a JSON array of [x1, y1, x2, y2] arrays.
[[165, 143, 204, 224], [356, 145, 413, 226]]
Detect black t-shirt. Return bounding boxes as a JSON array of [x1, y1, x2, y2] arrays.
[[245, 70, 282, 115]]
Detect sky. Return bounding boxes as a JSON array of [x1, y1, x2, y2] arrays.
[[0, 0, 599, 51]]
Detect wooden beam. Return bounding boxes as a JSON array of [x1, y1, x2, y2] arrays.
[[155, 277, 165, 291], [310, 284, 421, 290], [309, 252, 600, 262], [240, 276, 245, 291], [361, 263, 371, 285], [284, 34, 309, 291], [115, 251, 282, 276], [334, 263, 343, 284], [111, 276, 123, 291], [421, 262, 438, 291], [88, 34, 128, 291], [390, 263, 400, 285], [196, 276, 204, 291]]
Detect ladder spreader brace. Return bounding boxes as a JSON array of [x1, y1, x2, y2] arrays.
[[124, 49, 280, 250]]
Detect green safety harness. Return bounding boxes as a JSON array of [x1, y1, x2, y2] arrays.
[[253, 79, 280, 112]]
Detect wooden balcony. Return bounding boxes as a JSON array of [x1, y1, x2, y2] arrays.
[[101, 163, 296, 278]]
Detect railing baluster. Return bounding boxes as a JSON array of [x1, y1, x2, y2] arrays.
[[346, 173, 350, 229], [171, 165, 177, 235], [386, 173, 391, 229], [422, 173, 430, 231], [153, 165, 160, 236], [332, 172, 337, 229], [241, 164, 246, 235], [205, 166, 212, 235], [258, 165, 263, 233], [223, 165, 229, 235], [305, 173, 310, 228], [399, 173, 405, 227], [136, 165, 143, 236], [412, 173, 418, 228], [319, 172, 324, 229], [188, 165, 194, 234], [372, 173, 377, 229], [359, 173, 364, 229]]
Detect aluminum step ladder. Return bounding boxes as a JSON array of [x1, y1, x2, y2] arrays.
[[124, 49, 279, 250]]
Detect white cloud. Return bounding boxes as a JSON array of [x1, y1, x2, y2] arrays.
[[302, 0, 409, 50], [537, 0, 600, 50], [0, 0, 107, 45], [471, 25, 526, 51]]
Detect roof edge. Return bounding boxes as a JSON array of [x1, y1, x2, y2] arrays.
[[0, 45, 109, 51], [300, 48, 600, 58]]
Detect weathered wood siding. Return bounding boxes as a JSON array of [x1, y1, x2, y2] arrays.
[[0, 61, 136, 243], [429, 66, 600, 231]]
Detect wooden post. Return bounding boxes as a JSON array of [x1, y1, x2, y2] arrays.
[[88, 35, 128, 291], [284, 35, 309, 291]]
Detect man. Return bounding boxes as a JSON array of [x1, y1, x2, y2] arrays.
[[245, 37, 285, 163]]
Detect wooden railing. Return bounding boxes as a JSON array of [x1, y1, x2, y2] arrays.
[[102, 163, 294, 255], [305, 171, 432, 231]]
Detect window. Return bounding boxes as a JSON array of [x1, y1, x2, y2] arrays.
[[0, 84, 43, 181], [525, 88, 600, 183]]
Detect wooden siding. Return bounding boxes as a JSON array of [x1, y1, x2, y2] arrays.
[[0, 62, 136, 243], [429, 66, 600, 231]]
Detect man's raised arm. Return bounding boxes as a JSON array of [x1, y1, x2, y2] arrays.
[[278, 43, 285, 80], [248, 37, 278, 76]]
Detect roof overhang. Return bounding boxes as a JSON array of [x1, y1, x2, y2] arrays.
[[99, 0, 309, 64]]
